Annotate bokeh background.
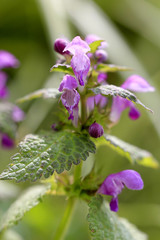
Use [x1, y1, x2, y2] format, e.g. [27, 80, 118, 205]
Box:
[0, 0, 160, 239]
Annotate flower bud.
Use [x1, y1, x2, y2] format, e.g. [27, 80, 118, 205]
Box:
[1, 134, 14, 148]
[95, 49, 108, 62]
[89, 122, 104, 138]
[54, 38, 69, 55]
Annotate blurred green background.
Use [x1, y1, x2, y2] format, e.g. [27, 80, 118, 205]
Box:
[0, 0, 160, 239]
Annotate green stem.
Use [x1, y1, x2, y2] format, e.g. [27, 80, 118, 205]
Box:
[53, 197, 75, 240]
[81, 94, 87, 125]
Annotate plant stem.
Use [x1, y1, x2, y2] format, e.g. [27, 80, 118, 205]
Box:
[81, 94, 87, 125]
[53, 197, 75, 240]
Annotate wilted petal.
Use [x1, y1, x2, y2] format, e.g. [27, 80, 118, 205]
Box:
[64, 36, 90, 55]
[0, 50, 19, 69]
[71, 49, 90, 86]
[12, 106, 25, 122]
[59, 74, 78, 91]
[1, 134, 14, 149]
[121, 75, 155, 92]
[98, 170, 143, 212]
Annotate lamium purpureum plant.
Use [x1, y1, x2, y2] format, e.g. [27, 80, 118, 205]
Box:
[0, 35, 158, 240]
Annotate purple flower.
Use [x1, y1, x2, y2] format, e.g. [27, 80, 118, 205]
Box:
[121, 75, 155, 92]
[87, 94, 107, 112]
[54, 38, 70, 55]
[64, 36, 91, 86]
[110, 75, 155, 123]
[12, 106, 25, 122]
[95, 49, 108, 63]
[59, 75, 80, 126]
[71, 49, 90, 86]
[1, 133, 15, 149]
[0, 71, 8, 99]
[64, 36, 90, 55]
[98, 170, 144, 212]
[0, 50, 19, 69]
[87, 73, 108, 112]
[89, 122, 104, 138]
[97, 73, 107, 83]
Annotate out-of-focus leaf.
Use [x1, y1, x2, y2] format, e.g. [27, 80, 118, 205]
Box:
[0, 103, 17, 138]
[103, 134, 158, 168]
[96, 63, 132, 72]
[89, 40, 103, 53]
[1, 229, 24, 240]
[0, 131, 96, 182]
[0, 182, 20, 200]
[0, 185, 50, 232]
[50, 64, 74, 75]
[16, 88, 60, 103]
[90, 85, 153, 113]
[87, 195, 147, 240]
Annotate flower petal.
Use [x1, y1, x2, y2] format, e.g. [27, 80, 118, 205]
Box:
[1, 134, 14, 149]
[0, 50, 19, 69]
[71, 49, 90, 86]
[59, 74, 78, 91]
[64, 36, 90, 55]
[110, 197, 119, 212]
[61, 89, 80, 125]
[12, 106, 25, 122]
[118, 170, 144, 190]
[128, 105, 141, 120]
[121, 75, 155, 92]
[110, 96, 131, 123]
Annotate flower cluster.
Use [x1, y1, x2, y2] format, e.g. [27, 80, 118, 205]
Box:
[52, 34, 154, 211]
[0, 51, 24, 148]
[53, 35, 154, 130]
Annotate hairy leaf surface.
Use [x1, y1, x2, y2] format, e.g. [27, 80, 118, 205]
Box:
[0, 131, 96, 182]
[16, 88, 60, 103]
[103, 134, 158, 168]
[87, 195, 147, 240]
[90, 85, 153, 112]
[50, 63, 74, 75]
[96, 63, 132, 72]
[0, 185, 50, 232]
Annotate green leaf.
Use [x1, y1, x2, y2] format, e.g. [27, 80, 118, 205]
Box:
[50, 63, 74, 75]
[87, 195, 147, 240]
[96, 63, 132, 72]
[90, 84, 153, 113]
[89, 40, 104, 53]
[16, 88, 61, 103]
[0, 131, 96, 182]
[103, 134, 158, 168]
[1, 229, 24, 240]
[0, 103, 17, 138]
[0, 184, 50, 232]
